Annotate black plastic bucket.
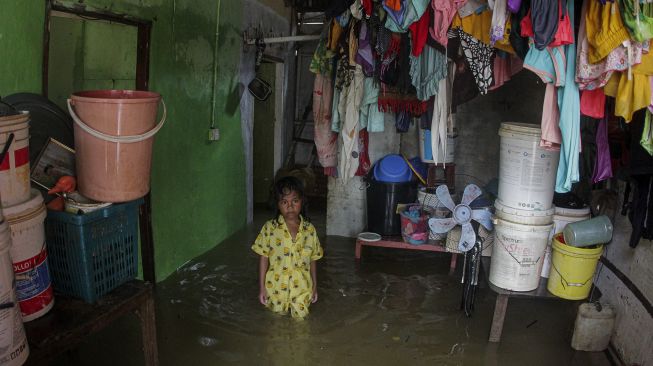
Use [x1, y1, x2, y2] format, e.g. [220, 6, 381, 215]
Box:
[366, 178, 417, 236]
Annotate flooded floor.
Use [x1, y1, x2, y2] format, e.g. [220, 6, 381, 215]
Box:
[53, 208, 611, 365]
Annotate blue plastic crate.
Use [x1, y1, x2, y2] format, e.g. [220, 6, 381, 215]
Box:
[45, 198, 143, 303]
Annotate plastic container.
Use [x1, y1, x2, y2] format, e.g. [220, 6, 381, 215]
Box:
[45, 199, 142, 303]
[373, 154, 412, 183]
[489, 218, 552, 291]
[68, 90, 165, 202]
[399, 206, 430, 245]
[494, 199, 554, 226]
[419, 129, 456, 164]
[542, 205, 591, 278]
[0, 111, 31, 207]
[0, 220, 30, 365]
[64, 191, 112, 214]
[367, 179, 417, 236]
[571, 303, 616, 351]
[4, 189, 54, 321]
[497, 122, 559, 211]
[548, 233, 603, 300]
[563, 215, 613, 248]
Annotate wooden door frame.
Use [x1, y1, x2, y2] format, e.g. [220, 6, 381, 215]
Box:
[42, 1, 152, 94]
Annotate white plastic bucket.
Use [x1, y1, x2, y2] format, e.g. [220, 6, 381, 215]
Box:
[498, 123, 559, 211]
[542, 205, 591, 278]
[4, 189, 54, 321]
[489, 218, 553, 291]
[419, 129, 455, 164]
[494, 199, 554, 226]
[0, 220, 30, 365]
[0, 112, 31, 207]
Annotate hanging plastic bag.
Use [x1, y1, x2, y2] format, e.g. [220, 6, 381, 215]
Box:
[592, 116, 613, 183]
[641, 110, 653, 156]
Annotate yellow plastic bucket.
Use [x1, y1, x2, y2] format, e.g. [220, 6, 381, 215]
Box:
[547, 233, 603, 300]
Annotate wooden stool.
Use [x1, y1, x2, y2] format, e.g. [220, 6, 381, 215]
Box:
[427, 163, 455, 191]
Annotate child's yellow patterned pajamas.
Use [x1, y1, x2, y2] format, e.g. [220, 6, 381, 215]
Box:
[252, 216, 323, 319]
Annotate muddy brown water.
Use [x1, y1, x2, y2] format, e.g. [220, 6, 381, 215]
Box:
[52, 209, 611, 365]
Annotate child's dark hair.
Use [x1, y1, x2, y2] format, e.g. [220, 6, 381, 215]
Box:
[273, 176, 309, 222]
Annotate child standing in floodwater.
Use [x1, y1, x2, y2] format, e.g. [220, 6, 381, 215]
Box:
[252, 176, 323, 319]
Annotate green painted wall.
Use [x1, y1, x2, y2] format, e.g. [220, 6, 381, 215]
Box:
[48, 16, 84, 109]
[1, 0, 247, 281]
[48, 17, 136, 109]
[0, 1, 45, 95]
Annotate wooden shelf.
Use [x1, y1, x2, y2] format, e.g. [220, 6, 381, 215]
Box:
[355, 236, 458, 275]
[24, 281, 158, 365]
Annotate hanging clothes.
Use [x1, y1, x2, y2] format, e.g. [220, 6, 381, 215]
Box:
[508, 0, 530, 60]
[359, 77, 385, 132]
[540, 83, 562, 150]
[627, 110, 653, 247]
[576, 0, 649, 91]
[523, 44, 566, 86]
[409, 44, 449, 100]
[585, 1, 630, 64]
[489, 53, 523, 90]
[409, 4, 432, 57]
[490, 0, 508, 45]
[580, 89, 606, 119]
[617, 0, 653, 42]
[356, 21, 375, 76]
[603, 50, 653, 122]
[313, 74, 338, 169]
[337, 66, 366, 182]
[592, 115, 613, 183]
[430, 62, 455, 165]
[385, 0, 431, 32]
[451, 9, 516, 54]
[527, 0, 560, 50]
[457, 29, 495, 94]
[355, 128, 371, 175]
[507, 0, 522, 13]
[520, 0, 573, 47]
[430, 0, 468, 47]
[555, 0, 580, 194]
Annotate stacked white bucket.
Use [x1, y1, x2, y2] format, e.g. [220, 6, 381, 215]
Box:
[489, 123, 560, 291]
[0, 111, 57, 364]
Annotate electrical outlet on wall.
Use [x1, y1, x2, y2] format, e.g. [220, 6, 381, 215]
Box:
[208, 128, 220, 141]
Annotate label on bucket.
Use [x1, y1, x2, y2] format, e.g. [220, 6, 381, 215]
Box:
[13, 246, 53, 318]
[498, 138, 558, 210]
[0, 292, 29, 366]
[489, 229, 547, 291]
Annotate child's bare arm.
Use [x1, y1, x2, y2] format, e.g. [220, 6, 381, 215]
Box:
[258, 256, 269, 305]
[310, 260, 318, 303]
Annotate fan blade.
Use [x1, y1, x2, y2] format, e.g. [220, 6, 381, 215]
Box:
[428, 217, 457, 234]
[461, 184, 482, 206]
[458, 223, 476, 252]
[471, 209, 494, 230]
[435, 185, 456, 211]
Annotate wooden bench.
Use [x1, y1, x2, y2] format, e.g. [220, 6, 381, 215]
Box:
[355, 237, 458, 275]
[482, 257, 561, 342]
[24, 280, 158, 365]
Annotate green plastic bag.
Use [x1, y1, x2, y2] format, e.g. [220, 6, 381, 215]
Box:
[642, 110, 653, 156]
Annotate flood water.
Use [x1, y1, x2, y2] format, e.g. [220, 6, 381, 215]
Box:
[53, 208, 611, 366]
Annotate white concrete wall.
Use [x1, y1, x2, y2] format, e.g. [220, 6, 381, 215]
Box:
[326, 113, 400, 237]
[595, 182, 653, 365]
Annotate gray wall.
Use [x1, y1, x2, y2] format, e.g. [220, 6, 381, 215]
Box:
[240, 0, 294, 222]
[454, 71, 545, 192]
[595, 182, 653, 365]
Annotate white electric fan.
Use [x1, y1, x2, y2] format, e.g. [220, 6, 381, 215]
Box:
[428, 184, 493, 252]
